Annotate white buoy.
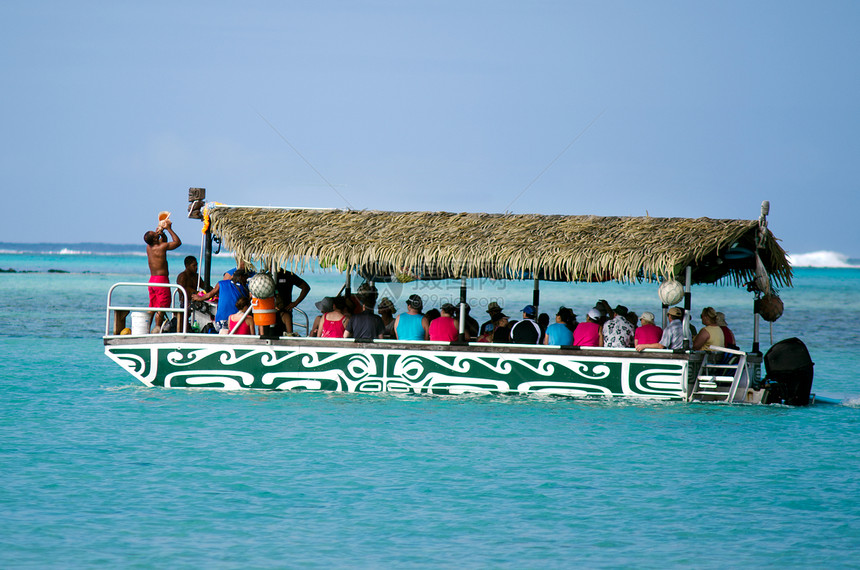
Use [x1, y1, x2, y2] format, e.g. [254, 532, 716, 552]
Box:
[248, 272, 276, 299]
[658, 279, 684, 306]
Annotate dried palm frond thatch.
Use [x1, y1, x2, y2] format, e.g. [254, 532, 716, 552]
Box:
[207, 206, 791, 287]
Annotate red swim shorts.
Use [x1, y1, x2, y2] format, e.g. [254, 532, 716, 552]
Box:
[148, 275, 171, 308]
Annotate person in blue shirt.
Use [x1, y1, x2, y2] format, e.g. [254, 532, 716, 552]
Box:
[544, 307, 577, 345]
[193, 268, 250, 332]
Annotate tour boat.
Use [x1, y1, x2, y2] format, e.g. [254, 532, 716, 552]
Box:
[103, 195, 813, 404]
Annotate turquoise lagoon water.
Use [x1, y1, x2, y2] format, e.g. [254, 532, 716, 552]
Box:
[1, 246, 859, 568]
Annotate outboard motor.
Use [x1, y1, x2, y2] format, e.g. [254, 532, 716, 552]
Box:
[761, 337, 814, 406]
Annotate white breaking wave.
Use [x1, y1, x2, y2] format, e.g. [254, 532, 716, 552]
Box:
[787, 251, 860, 268]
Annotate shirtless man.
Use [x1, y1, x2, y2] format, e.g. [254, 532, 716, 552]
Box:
[144, 219, 181, 332]
[176, 255, 209, 306]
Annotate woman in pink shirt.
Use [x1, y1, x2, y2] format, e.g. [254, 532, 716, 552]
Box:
[429, 303, 460, 342]
[573, 308, 604, 347]
[315, 296, 349, 338]
[634, 311, 663, 349]
[227, 296, 254, 335]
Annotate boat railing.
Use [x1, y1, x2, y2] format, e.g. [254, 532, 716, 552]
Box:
[293, 307, 309, 336]
[105, 282, 189, 335]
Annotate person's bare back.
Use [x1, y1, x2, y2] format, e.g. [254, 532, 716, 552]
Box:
[144, 220, 182, 277]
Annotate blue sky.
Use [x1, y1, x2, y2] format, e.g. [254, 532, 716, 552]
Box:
[2, 1, 858, 257]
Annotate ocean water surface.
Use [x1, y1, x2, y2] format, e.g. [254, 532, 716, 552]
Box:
[1, 246, 859, 567]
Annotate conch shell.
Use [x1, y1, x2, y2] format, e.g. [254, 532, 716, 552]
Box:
[156, 211, 171, 231]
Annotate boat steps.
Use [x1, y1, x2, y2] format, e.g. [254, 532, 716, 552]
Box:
[689, 348, 751, 403]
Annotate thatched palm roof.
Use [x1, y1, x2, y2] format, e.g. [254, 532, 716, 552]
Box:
[207, 206, 791, 287]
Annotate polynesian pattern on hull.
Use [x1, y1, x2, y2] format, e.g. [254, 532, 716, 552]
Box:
[105, 344, 688, 399]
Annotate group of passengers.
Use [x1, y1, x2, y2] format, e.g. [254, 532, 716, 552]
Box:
[305, 290, 738, 352]
[308, 285, 481, 342]
[185, 266, 738, 352]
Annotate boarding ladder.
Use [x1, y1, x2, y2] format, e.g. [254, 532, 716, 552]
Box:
[688, 346, 751, 403]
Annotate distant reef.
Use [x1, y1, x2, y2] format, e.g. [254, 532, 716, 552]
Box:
[0, 268, 70, 273]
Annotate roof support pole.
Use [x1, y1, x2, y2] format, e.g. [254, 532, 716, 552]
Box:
[458, 276, 468, 342]
[752, 201, 769, 354]
[344, 269, 352, 298]
[682, 266, 692, 350]
[661, 303, 668, 330]
[753, 296, 761, 353]
[203, 228, 213, 292]
[533, 277, 540, 316]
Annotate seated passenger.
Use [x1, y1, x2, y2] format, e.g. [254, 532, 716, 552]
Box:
[490, 313, 510, 343]
[315, 296, 350, 338]
[634, 311, 663, 349]
[715, 312, 738, 350]
[693, 307, 726, 351]
[344, 290, 385, 340]
[394, 294, 429, 341]
[226, 296, 254, 335]
[425, 308, 441, 324]
[544, 307, 576, 345]
[538, 312, 550, 339]
[429, 303, 461, 342]
[176, 255, 210, 307]
[480, 302, 504, 336]
[377, 297, 397, 339]
[637, 306, 686, 350]
[573, 308, 604, 347]
[510, 305, 541, 344]
[603, 304, 634, 348]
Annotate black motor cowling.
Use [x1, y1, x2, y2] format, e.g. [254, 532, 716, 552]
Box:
[762, 337, 814, 406]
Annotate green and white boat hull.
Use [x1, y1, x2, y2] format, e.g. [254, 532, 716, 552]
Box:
[104, 335, 724, 400]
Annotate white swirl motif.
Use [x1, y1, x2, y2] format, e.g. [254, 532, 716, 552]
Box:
[517, 381, 613, 397]
[218, 348, 265, 366]
[261, 348, 303, 367]
[550, 360, 612, 381]
[299, 350, 354, 369]
[631, 366, 685, 398]
[512, 358, 556, 378]
[393, 354, 427, 381]
[166, 347, 221, 367]
[346, 353, 377, 380]
[164, 370, 255, 389]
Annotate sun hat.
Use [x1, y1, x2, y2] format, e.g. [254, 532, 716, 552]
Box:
[587, 307, 602, 321]
[487, 301, 503, 313]
[640, 311, 655, 323]
[613, 305, 629, 317]
[314, 297, 334, 313]
[668, 307, 684, 318]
